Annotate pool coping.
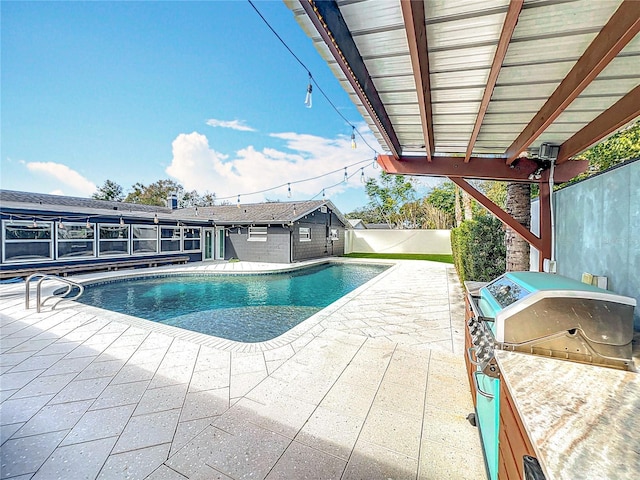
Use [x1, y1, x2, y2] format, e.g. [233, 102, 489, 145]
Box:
[54, 258, 400, 352]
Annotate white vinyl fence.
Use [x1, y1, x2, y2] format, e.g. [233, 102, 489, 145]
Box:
[345, 229, 452, 255]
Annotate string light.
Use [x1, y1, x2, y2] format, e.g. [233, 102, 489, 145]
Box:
[237, 195, 241, 208]
[86, 218, 91, 229]
[293, 204, 297, 216]
[287, 183, 292, 198]
[360, 168, 365, 183]
[322, 189, 326, 200]
[304, 73, 312, 108]
[32, 217, 37, 228]
[119, 215, 124, 226]
[195, 207, 199, 216]
[58, 217, 65, 229]
[351, 126, 357, 149]
[154, 213, 159, 224]
[344, 167, 348, 183]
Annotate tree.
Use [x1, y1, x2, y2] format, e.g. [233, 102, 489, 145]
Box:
[364, 172, 416, 228]
[575, 120, 640, 178]
[124, 180, 182, 206]
[505, 183, 531, 272]
[92, 180, 124, 202]
[425, 181, 456, 218]
[345, 206, 384, 224]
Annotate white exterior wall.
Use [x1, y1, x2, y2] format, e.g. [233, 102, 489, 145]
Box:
[345, 230, 452, 255]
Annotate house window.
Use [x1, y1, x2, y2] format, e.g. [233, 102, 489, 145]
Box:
[248, 226, 267, 242]
[160, 227, 181, 252]
[299, 227, 311, 242]
[132, 225, 158, 254]
[98, 224, 129, 256]
[183, 227, 201, 251]
[330, 228, 339, 241]
[57, 223, 95, 259]
[3, 221, 53, 262]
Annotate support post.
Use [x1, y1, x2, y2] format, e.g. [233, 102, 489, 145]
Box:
[538, 183, 552, 272]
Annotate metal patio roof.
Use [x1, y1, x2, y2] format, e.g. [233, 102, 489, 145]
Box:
[286, 0, 640, 183]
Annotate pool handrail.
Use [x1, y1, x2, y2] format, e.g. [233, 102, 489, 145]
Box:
[25, 273, 84, 313]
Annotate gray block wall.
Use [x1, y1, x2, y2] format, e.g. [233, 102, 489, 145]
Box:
[554, 160, 639, 329]
[225, 227, 291, 263]
[291, 210, 345, 262]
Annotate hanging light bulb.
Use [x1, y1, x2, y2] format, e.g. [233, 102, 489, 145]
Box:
[120, 215, 124, 226]
[195, 207, 199, 216]
[293, 204, 297, 216]
[287, 183, 292, 198]
[372, 154, 379, 169]
[58, 217, 65, 229]
[344, 167, 348, 183]
[237, 195, 241, 209]
[86, 218, 91, 229]
[9, 215, 13, 225]
[351, 126, 356, 149]
[322, 189, 326, 200]
[32, 217, 38, 228]
[154, 213, 159, 224]
[304, 73, 313, 108]
[360, 168, 365, 184]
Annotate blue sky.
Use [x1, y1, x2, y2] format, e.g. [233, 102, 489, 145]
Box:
[1, 0, 435, 213]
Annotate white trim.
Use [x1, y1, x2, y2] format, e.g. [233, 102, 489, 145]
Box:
[248, 226, 267, 242]
[97, 224, 130, 257]
[56, 222, 96, 259]
[299, 227, 311, 242]
[2, 220, 54, 263]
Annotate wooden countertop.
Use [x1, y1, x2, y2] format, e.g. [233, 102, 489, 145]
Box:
[495, 350, 640, 480]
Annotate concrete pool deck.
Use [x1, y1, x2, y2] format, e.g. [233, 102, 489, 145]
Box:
[0, 259, 486, 479]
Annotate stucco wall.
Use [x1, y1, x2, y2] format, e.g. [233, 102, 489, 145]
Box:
[345, 230, 452, 255]
[553, 160, 639, 329]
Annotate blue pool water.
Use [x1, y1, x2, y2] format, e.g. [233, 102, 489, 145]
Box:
[77, 263, 389, 342]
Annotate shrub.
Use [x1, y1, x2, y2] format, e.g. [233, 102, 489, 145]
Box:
[451, 215, 506, 283]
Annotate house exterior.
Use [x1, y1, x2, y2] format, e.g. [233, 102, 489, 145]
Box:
[181, 200, 348, 264]
[0, 190, 348, 278]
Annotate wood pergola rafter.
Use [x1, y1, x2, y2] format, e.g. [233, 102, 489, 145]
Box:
[505, 0, 640, 164]
[299, 0, 402, 159]
[401, 0, 434, 161]
[557, 84, 640, 164]
[464, 0, 523, 163]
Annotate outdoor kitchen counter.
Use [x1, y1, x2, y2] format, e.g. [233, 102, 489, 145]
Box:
[495, 350, 640, 480]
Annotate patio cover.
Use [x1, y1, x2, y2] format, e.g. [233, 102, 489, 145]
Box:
[286, 0, 640, 269]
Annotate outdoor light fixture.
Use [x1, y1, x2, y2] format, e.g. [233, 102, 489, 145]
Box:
[344, 167, 348, 183]
[322, 189, 326, 199]
[32, 218, 37, 228]
[351, 127, 356, 149]
[194, 207, 199, 216]
[539, 143, 560, 162]
[360, 168, 365, 183]
[120, 215, 125, 226]
[304, 73, 312, 108]
[287, 183, 292, 198]
[237, 195, 241, 208]
[293, 204, 297, 216]
[58, 218, 65, 229]
[154, 213, 159, 224]
[86, 218, 92, 229]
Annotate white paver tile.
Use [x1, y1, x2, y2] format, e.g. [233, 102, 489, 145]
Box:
[134, 383, 189, 416]
[90, 380, 150, 410]
[0, 369, 44, 391]
[359, 404, 423, 459]
[13, 400, 93, 438]
[179, 388, 229, 422]
[1, 422, 24, 446]
[49, 376, 111, 404]
[0, 394, 54, 425]
[97, 442, 170, 480]
[0, 430, 67, 479]
[112, 408, 181, 454]
[12, 373, 77, 399]
[342, 439, 419, 480]
[419, 438, 486, 480]
[265, 440, 346, 480]
[30, 436, 116, 480]
[170, 416, 215, 456]
[61, 404, 135, 446]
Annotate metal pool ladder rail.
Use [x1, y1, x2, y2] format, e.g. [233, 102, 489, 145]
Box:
[25, 273, 84, 313]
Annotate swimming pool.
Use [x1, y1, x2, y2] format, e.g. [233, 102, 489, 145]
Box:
[77, 263, 389, 342]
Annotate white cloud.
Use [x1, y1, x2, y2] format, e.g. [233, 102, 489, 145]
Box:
[206, 118, 255, 132]
[165, 129, 381, 203]
[25, 162, 97, 196]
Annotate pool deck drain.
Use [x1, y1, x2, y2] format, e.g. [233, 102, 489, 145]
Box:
[0, 260, 486, 479]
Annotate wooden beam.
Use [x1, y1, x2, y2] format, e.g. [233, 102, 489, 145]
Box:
[450, 178, 542, 251]
[557, 84, 640, 163]
[401, 0, 434, 161]
[505, 0, 640, 164]
[300, 0, 402, 158]
[377, 154, 588, 183]
[465, 0, 523, 163]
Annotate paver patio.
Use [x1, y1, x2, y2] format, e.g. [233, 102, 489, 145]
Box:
[0, 260, 486, 479]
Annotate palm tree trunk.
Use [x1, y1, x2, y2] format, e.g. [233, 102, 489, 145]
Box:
[505, 183, 531, 271]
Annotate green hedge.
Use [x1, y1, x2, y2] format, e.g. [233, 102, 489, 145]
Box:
[451, 215, 506, 283]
